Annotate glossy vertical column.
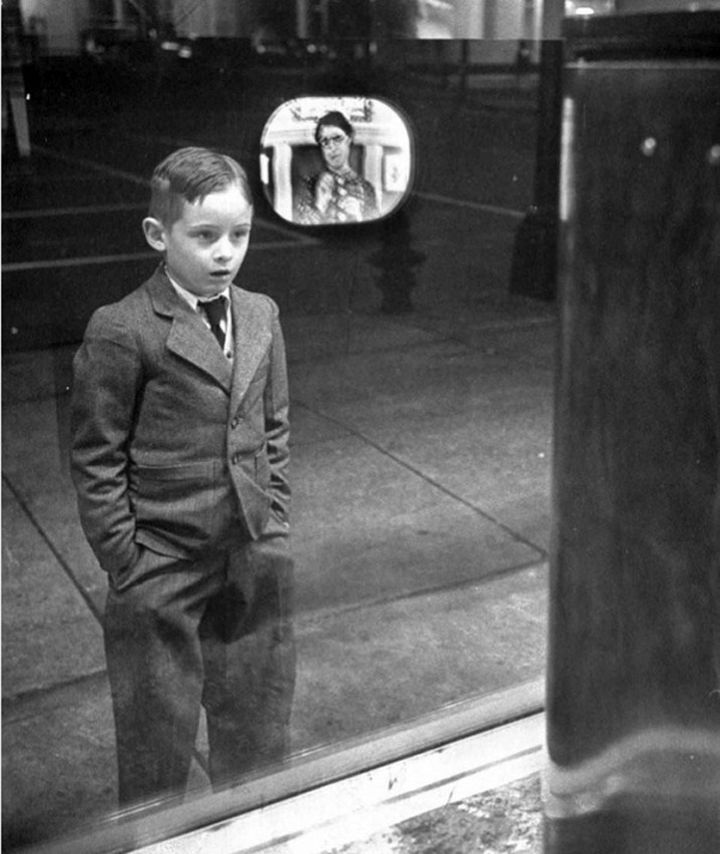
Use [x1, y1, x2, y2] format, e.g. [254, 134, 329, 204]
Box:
[545, 57, 720, 853]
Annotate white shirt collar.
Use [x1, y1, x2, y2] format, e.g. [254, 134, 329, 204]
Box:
[165, 268, 233, 358]
[165, 268, 230, 311]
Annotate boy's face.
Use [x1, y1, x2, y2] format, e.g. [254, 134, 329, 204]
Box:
[143, 182, 253, 298]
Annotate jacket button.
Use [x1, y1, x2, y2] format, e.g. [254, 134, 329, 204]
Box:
[231, 416, 240, 429]
[231, 452, 240, 465]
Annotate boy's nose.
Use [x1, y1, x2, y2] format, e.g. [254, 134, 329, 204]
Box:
[214, 237, 233, 260]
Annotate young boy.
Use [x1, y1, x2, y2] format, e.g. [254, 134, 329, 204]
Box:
[70, 147, 295, 809]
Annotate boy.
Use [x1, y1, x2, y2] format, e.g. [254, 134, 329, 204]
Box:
[70, 147, 295, 809]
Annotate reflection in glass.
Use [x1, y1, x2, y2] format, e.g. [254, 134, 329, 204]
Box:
[3, 37, 550, 853]
[259, 96, 413, 225]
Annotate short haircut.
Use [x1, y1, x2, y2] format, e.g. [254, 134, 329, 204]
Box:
[314, 111, 354, 144]
[148, 147, 253, 226]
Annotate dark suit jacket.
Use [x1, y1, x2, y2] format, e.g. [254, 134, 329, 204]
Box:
[70, 267, 290, 576]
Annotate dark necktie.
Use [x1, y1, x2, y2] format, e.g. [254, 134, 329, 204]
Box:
[200, 296, 227, 348]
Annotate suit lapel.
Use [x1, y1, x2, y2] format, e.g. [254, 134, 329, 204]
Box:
[148, 269, 233, 394]
[229, 286, 272, 412]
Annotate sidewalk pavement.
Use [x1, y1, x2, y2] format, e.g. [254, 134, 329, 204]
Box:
[3, 298, 554, 852]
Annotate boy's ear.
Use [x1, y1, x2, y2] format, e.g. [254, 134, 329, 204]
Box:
[142, 217, 167, 252]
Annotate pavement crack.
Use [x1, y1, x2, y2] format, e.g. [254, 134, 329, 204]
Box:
[294, 558, 548, 626]
[2, 473, 103, 622]
[290, 401, 548, 561]
[2, 670, 109, 723]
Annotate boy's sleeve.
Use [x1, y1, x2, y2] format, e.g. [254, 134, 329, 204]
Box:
[70, 309, 143, 575]
[264, 305, 291, 524]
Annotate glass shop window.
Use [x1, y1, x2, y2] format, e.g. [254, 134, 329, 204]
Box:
[1, 30, 555, 854]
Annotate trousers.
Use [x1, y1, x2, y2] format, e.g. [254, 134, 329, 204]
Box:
[103, 519, 296, 809]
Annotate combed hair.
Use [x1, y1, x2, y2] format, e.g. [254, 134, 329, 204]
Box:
[314, 111, 354, 144]
[148, 147, 253, 225]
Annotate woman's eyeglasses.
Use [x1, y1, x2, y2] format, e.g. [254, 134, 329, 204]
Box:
[318, 134, 348, 148]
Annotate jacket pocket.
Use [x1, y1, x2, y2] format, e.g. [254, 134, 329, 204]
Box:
[131, 460, 225, 549]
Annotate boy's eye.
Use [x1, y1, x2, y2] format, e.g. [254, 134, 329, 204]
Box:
[233, 229, 250, 240]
